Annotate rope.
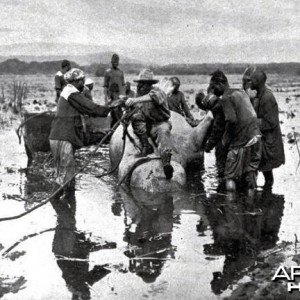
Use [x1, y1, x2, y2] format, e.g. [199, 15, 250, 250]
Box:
[118, 156, 161, 186]
[2, 228, 55, 257]
[0, 108, 138, 222]
[94, 118, 129, 178]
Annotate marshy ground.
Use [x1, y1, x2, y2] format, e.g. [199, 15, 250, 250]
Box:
[0, 74, 300, 299]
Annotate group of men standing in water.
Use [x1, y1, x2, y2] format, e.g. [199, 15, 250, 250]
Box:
[49, 54, 285, 199]
[197, 68, 285, 193]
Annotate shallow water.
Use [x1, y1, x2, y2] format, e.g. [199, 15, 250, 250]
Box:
[1, 74, 300, 299]
[0, 120, 299, 300]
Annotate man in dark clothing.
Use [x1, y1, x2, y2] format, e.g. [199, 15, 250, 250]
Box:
[209, 70, 262, 193]
[54, 59, 71, 103]
[167, 77, 195, 125]
[196, 88, 227, 178]
[242, 66, 259, 110]
[49, 68, 110, 193]
[250, 68, 285, 190]
[103, 54, 126, 127]
[80, 78, 95, 144]
[125, 81, 135, 98]
[125, 69, 174, 180]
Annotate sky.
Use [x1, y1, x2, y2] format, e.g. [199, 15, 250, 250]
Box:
[0, 0, 298, 64]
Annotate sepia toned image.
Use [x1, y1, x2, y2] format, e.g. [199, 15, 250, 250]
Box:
[0, 0, 299, 299]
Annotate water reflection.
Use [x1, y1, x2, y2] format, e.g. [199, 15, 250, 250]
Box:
[51, 191, 115, 300]
[120, 189, 176, 283]
[203, 190, 284, 295]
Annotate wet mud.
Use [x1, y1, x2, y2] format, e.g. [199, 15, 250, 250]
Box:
[0, 75, 300, 299]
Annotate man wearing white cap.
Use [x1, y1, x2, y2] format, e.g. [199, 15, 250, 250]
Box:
[49, 68, 111, 196]
[82, 78, 94, 101]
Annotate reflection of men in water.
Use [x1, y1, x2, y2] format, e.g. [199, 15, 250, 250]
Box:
[203, 191, 284, 295]
[51, 192, 114, 299]
[122, 191, 175, 283]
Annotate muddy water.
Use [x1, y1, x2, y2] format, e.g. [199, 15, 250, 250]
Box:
[0, 129, 298, 300]
[1, 83, 300, 299]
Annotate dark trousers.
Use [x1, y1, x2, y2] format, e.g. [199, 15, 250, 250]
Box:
[263, 170, 274, 189]
[131, 111, 172, 156]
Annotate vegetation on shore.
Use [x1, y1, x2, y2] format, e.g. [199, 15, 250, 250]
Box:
[0, 58, 299, 76]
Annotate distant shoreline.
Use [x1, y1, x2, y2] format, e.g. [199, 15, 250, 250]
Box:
[0, 58, 299, 76]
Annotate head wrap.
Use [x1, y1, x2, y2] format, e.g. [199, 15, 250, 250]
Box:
[64, 68, 85, 83]
[250, 68, 267, 85]
[170, 76, 181, 86]
[243, 65, 257, 81]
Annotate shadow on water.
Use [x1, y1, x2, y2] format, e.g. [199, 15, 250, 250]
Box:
[110, 164, 285, 297]
[202, 190, 284, 295]
[50, 190, 116, 300]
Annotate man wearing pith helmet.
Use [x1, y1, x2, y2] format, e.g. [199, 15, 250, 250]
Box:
[125, 69, 175, 180]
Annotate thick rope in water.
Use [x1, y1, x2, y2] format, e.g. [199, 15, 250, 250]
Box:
[0, 108, 138, 222]
[117, 156, 161, 186]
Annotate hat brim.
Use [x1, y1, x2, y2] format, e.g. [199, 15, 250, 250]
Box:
[133, 79, 159, 84]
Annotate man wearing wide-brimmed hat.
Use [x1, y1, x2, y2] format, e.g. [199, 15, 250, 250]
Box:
[125, 69, 175, 180]
[49, 68, 111, 197]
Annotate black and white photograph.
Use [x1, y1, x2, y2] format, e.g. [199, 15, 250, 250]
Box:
[0, 0, 299, 299]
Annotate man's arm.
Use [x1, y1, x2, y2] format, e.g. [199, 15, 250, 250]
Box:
[221, 95, 237, 147]
[126, 89, 166, 107]
[205, 107, 226, 151]
[180, 92, 194, 119]
[54, 74, 63, 98]
[222, 95, 237, 123]
[120, 70, 126, 95]
[68, 92, 110, 117]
